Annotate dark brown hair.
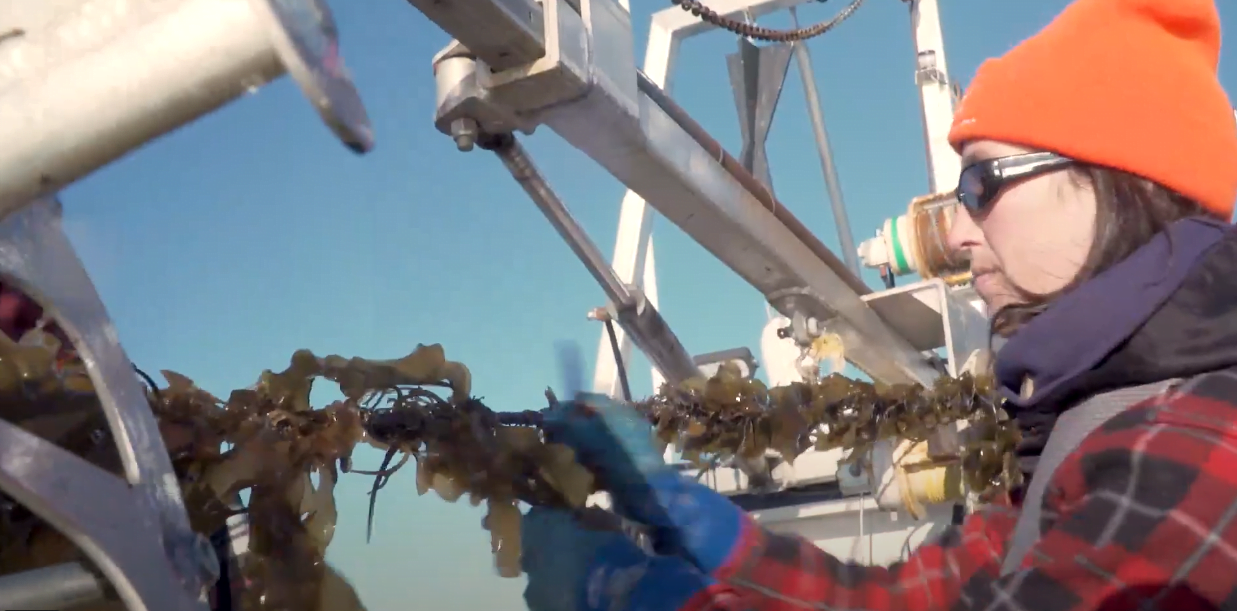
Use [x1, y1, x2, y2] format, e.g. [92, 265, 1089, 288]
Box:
[990, 165, 1215, 337]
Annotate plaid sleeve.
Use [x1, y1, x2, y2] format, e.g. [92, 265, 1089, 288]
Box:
[682, 369, 1237, 611]
[679, 499, 1017, 611]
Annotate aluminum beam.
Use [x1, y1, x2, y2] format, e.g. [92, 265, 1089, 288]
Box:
[590, 0, 962, 391]
[415, 0, 935, 384]
[545, 77, 935, 384]
[594, 0, 841, 397]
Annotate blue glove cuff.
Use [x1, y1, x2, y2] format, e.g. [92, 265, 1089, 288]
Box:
[579, 539, 716, 611]
[618, 470, 746, 575]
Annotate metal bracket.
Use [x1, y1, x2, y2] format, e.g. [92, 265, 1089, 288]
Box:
[727, 38, 793, 189]
[860, 278, 987, 376]
[914, 50, 947, 86]
[0, 197, 212, 611]
[433, 41, 537, 147]
[693, 347, 759, 379]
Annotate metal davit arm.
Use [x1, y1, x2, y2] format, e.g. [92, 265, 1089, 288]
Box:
[419, 0, 936, 385]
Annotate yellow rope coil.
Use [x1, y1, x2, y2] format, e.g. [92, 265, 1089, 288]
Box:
[891, 438, 965, 519]
[905, 192, 969, 283]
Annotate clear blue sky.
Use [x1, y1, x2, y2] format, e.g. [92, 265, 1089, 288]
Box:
[58, 1, 1237, 609]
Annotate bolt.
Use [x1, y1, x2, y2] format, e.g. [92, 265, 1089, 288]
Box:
[450, 118, 479, 152]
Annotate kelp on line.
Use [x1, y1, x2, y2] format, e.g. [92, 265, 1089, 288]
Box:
[0, 332, 1018, 611]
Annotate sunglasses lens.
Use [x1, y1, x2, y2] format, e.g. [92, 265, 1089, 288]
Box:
[957, 165, 988, 212]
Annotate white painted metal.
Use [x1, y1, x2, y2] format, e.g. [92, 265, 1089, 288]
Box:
[591, 0, 822, 399]
[753, 497, 952, 565]
[593, 0, 963, 398]
[760, 316, 803, 387]
[590, 464, 953, 566]
[909, 0, 961, 195]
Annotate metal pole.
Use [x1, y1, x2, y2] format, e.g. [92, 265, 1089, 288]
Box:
[486, 134, 633, 308]
[487, 133, 700, 385]
[789, 7, 861, 277]
[0, 562, 110, 610]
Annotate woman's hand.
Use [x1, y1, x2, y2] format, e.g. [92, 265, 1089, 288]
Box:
[521, 507, 728, 611]
[521, 507, 626, 611]
[541, 397, 750, 575]
[542, 393, 668, 494]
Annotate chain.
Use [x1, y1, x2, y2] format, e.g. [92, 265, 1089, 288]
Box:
[670, 0, 867, 43]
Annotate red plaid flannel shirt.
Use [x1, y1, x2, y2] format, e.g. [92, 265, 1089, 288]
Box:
[680, 371, 1237, 611]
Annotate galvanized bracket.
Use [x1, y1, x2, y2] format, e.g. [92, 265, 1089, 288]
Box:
[727, 38, 793, 190]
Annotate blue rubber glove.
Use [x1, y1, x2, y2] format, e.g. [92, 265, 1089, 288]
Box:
[522, 507, 720, 611]
[543, 392, 668, 492]
[543, 395, 747, 574]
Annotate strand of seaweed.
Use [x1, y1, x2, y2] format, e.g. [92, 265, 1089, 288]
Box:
[0, 334, 1019, 611]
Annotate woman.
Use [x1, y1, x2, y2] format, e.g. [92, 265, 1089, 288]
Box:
[520, 0, 1237, 609]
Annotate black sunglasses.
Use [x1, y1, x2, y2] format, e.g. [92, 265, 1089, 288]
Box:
[955, 152, 1075, 213]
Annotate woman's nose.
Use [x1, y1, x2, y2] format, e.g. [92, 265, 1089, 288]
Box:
[946, 204, 982, 255]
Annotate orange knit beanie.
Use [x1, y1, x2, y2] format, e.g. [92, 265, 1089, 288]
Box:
[948, 0, 1237, 219]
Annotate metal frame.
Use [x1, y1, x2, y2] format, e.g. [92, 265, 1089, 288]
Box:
[423, 0, 942, 393]
[860, 278, 988, 377]
[488, 134, 700, 383]
[418, 0, 981, 504]
[590, 0, 961, 397]
[0, 0, 373, 607]
[0, 198, 214, 611]
[908, 0, 960, 194]
[789, 5, 862, 278]
[590, 0, 817, 397]
[0, 3, 979, 603]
